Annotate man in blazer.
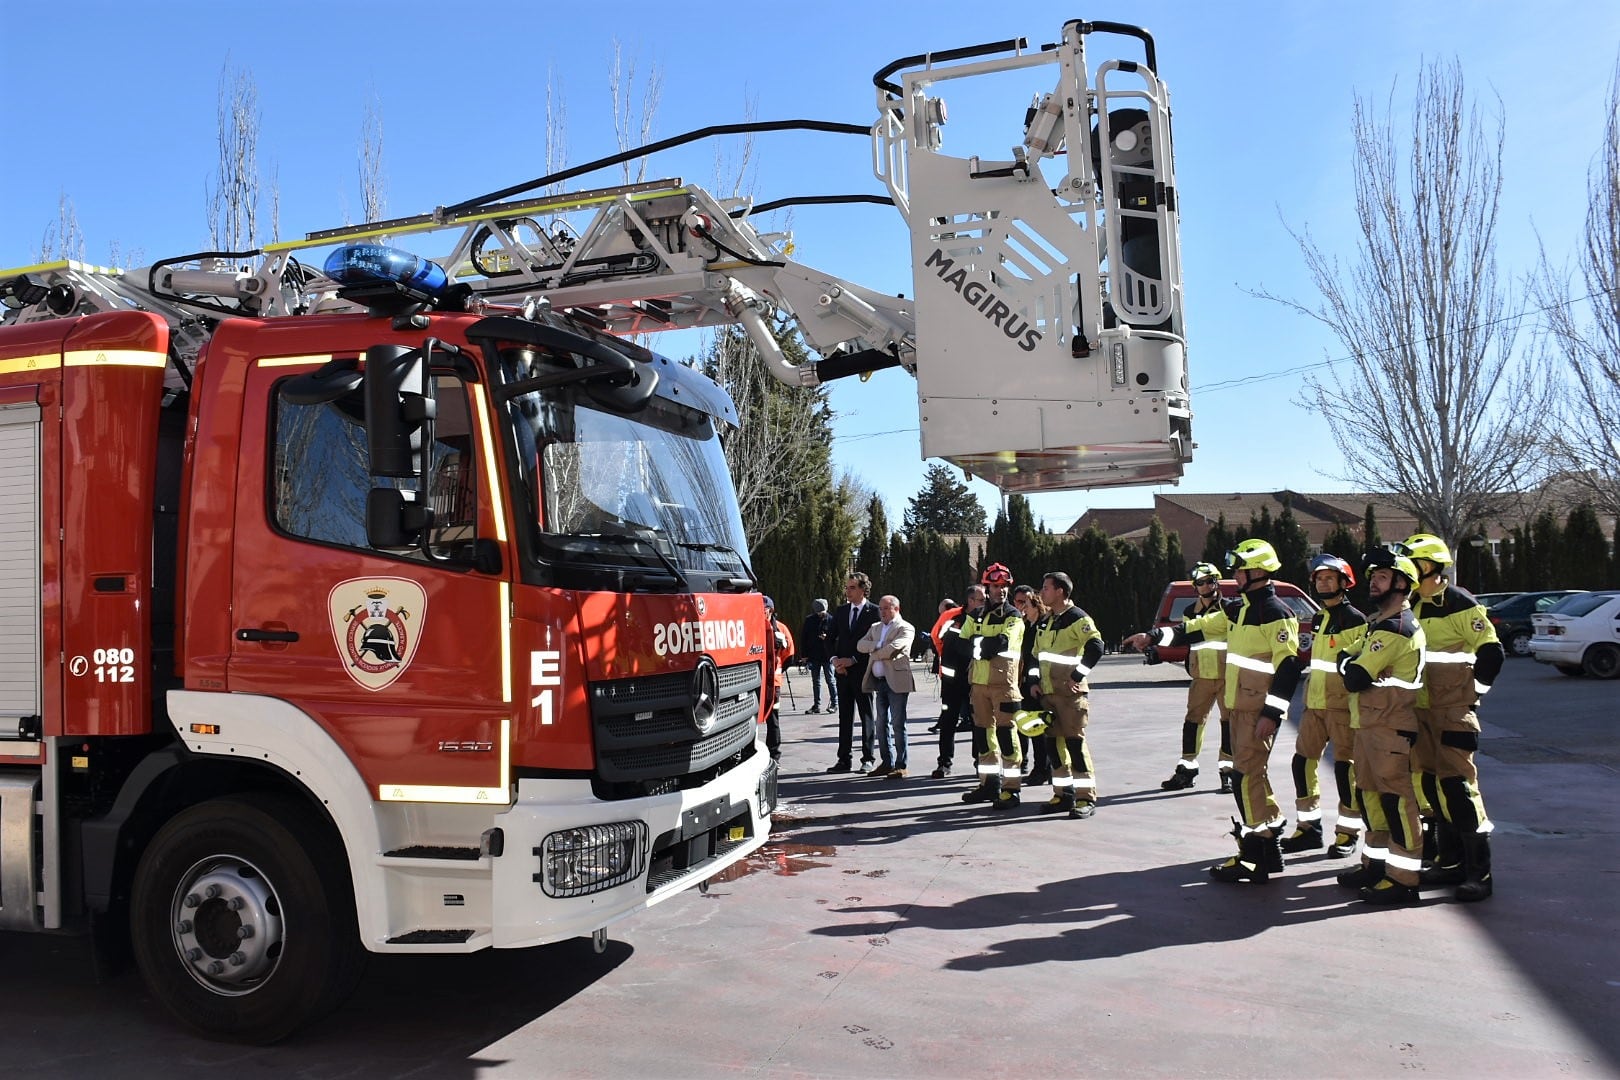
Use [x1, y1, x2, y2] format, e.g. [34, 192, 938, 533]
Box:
[828, 571, 880, 772]
[859, 595, 916, 777]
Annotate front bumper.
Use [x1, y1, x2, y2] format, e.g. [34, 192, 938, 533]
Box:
[486, 750, 775, 948]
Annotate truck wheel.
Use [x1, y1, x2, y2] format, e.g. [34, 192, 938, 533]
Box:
[1583, 644, 1620, 680]
[130, 795, 364, 1043]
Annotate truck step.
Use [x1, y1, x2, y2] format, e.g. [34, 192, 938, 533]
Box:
[381, 845, 482, 860]
[386, 929, 477, 945]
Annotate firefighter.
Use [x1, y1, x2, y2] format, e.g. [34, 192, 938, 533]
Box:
[763, 597, 795, 763]
[1279, 554, 1368, 858]
[1132, 539, 1302, 882]
[1027, 572, 1105, 818]
[1397, 532, 1504, 902]
[959, 564, 1026, 809]
[1153, 563, 1235, 793]
[1334, 549, 1427, 905]
[930, 585, 983, 778]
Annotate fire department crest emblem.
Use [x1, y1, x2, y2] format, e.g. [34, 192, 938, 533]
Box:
[328, 578, 428, 691]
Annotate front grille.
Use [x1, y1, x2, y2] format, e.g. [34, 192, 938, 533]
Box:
[590, 662, 761, 784]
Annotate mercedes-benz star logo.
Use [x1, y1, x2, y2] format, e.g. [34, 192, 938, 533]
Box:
[689, 656, 720, 736]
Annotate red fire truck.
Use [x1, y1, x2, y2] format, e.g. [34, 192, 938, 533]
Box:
[0, 20, 1185, 1041]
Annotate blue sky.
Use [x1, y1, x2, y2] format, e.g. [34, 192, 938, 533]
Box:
[4, 1, 1617, 533]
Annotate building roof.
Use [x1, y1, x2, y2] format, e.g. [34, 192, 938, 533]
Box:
[1065, 507, 1159, 536]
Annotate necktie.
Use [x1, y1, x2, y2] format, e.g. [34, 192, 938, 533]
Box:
[850, 605, 858, 630]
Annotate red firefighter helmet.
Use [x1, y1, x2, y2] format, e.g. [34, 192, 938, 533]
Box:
[980, 563, 1014, 587]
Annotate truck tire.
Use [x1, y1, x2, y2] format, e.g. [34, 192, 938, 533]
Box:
[1583, 643, 1620, 680]
[129, 794, 365, 1043]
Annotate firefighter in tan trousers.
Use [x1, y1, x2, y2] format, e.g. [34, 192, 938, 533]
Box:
[1334, 549, 1427, 905]
[1023, 572, 1106, 818]
[1131, 540, 1303, 882]
[1398, 533, 1504, 903]
[1154, 563, 1235, 793]
[1279, 554, 1368, 858]
[959, 563, 1026, 810]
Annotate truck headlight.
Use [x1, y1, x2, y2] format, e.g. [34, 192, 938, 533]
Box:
[758, 759, 779, 816]
[535, 822, 648, 898]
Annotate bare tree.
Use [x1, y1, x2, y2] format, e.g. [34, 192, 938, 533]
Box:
[1263, 60, 1553, 549]
[704, 324, 835, 544]
[36, 191, 85, 263]
[359, 93, 386, 224]
[544, 64, 568, 195]
[1533, 60, 1620, 517]
[207, 61, 261, 251]
[712, 91, 759, 199]
[608, 40, 661, 184]
[268, 161, 282, 243]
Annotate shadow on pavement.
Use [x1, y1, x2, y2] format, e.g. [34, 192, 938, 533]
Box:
[0, 932, 630, 1078]
[811, 858, 1393, 971]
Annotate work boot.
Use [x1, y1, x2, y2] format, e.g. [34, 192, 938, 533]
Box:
[961, 775, 1000, 804]
[1161, 764, 1198, 791]
[1420, 821, 1465, 886]
[989, 789, 1022, 811]
[1359, 878, 1420, 906]
[1040, 791, 1076, 815]
[1218, 769, 1234, 794]
[1279, 820, 1324, 854]
[1069, 801, 1096, 820]
[1420, 817, 1438, 864]
[1257, 830, 1285, 873]
[1455, 832, 1493, 903]
[1337, 859, 1386, 889]
[1327, 831, 1360, 859]
[1210, 832, 1271, 883]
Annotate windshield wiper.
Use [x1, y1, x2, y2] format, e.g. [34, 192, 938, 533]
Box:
[674, 541, 758, 589]
[575, 529, 689, 590]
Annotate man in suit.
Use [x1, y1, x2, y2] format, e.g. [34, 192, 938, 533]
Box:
[827, 570, 880, 772]
[858, 594, 916, 778]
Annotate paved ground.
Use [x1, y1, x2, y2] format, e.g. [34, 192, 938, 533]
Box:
[3, 655, 1616, 1078]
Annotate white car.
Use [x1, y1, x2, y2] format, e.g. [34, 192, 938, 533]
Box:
[1529, 590, 1620, 679]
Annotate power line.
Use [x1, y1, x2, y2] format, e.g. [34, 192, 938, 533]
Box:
[1192, 286, 1613, 395]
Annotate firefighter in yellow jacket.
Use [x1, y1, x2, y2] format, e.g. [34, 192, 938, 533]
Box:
[1023, 572, 1105, 818]
[1334, 549, 1427, 905]
[1280, 554, 1368, 858]
[959, 563, 1027, 810]
[1397, 533, 1504, 902]
[1132, 539, 1302, 882]
[1156, 563, 1236, 793]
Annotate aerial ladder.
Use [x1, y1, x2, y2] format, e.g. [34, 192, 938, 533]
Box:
[2, 19, 1189, 492]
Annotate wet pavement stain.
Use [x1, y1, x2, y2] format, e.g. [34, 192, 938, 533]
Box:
[704, 840, 838, 883]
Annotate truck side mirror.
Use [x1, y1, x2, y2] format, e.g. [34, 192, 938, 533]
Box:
[365, 488, 431, 550]
[364, 344, 436, 478]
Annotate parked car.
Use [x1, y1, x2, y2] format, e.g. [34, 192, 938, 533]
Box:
[1149, 579, 1320, 666]
[1529, 591, 1620, 679]
[1470, 591, 1522, 609]
[1486, 590, 1584, 657]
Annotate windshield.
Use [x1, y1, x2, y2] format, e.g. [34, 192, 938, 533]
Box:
[505, 386, 751, 583]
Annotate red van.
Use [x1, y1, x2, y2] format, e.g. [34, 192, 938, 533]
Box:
[1150, 579, 1321, 665]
